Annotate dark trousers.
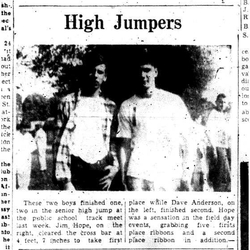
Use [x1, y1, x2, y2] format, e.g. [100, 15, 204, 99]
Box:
[213, 147, 231, 192]
[71, 155, 112, 191]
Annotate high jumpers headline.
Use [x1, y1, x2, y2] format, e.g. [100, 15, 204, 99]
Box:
[64, 14, 182, 33]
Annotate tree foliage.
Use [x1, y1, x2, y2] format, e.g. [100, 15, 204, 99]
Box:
[22, 94, 50, 122]
[31, 45, 87, 95]
[30, 45, 216, 112]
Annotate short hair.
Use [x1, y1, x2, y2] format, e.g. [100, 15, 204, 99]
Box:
[20, 119, 31, 129]
[216, 93, 226, 101]
[138, 48, 158, 68]
[84, 51, 107, 72]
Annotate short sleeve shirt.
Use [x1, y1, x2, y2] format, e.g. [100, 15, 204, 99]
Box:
[117, 89, 192, 187]
[206, 109, 230, 148]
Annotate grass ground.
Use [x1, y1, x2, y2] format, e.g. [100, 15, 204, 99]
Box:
[29, 147, 59, 190]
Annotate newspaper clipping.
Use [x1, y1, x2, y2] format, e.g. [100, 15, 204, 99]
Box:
[0, 0, 249, 250]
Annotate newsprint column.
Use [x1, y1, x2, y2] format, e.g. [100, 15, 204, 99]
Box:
[1, 0, 249, 250]
[0, 0, 13, 250]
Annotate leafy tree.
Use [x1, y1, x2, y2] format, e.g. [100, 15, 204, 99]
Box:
[30, 45, 219, 115]
[22, 94, 50, 122]
[31, 45, 87, 96]
[16, 93, 22, 112]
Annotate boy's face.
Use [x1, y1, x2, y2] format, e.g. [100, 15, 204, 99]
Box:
[139, 64, 158, 90]
[88, 63, 107, 90]
[216, 97, 227, 112]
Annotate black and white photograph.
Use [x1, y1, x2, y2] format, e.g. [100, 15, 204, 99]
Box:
[15, 45, 233, 192]
[2, 2, 247, 249]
